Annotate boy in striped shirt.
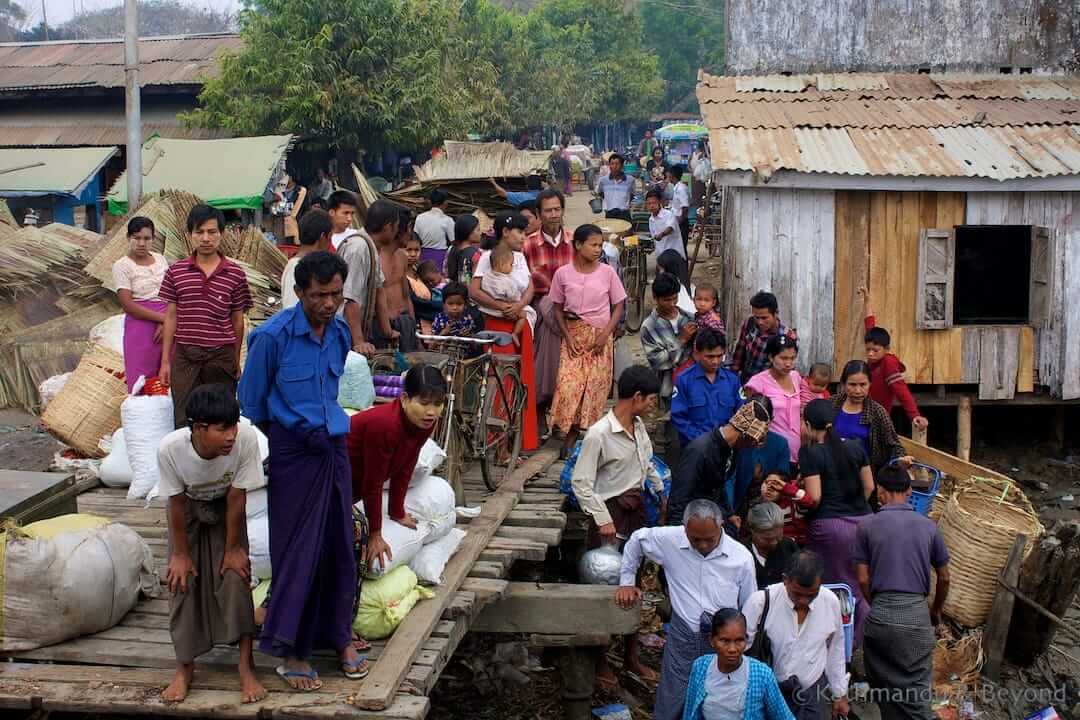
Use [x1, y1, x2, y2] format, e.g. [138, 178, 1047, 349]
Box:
[159, 204, 253, 428]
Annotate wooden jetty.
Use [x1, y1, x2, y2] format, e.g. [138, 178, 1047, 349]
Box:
[0, 448, 577, 719]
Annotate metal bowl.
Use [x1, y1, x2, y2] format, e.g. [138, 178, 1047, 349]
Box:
[578, 544, 623, 586]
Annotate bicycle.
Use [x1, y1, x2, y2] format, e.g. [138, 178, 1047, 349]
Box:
[415, 331, 527, 496]
[619, 234, 654, 332]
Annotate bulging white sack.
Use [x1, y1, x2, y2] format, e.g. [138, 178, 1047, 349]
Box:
[410, 528, 466, 585]
[363, 514, 428, 579]
[89, 315, 125, 356]
[99, 428, 133, 488]
[383, 474, 456, 545]
[409, 439, 447, 486]
[123, 394, 176, 499]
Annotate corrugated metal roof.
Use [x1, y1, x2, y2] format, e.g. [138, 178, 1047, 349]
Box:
[0, 124, 232, 146]
[0, 34, 240, 92]
[0, 146, 118, 194]
[698, 71, 1080, 180]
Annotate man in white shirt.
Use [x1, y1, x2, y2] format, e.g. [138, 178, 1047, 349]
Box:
[743, 550, 850, 720]
[616, 499, 757, 720]
[646, 187, 685, 260]
[159, 383, 267, 704]
[280, 210, 333, 310]
[666, 165, 692, 254]
[413, 189, 455, 268]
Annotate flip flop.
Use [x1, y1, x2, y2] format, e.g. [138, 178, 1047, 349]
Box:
[352, 637, 372, 652]
[276, 665, 323, 692]
[342, 657, 370, 680]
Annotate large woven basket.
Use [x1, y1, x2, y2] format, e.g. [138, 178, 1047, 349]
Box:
[938, 477, 1043, 627]
[41, 345, 126, 458]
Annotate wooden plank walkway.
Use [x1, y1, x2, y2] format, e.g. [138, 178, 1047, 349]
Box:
[0, 451, 565, 719]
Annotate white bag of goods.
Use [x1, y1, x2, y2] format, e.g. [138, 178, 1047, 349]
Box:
[123, 394, 176, 500]
[246, 487, 271, 580]
[99, 428, 134, 488]
[0, 514, 156, 652]
[410, 528, 466, 585]
[389, 474, 456, 544]
[363, 513, 428, 579]
[38, 372, 73, 411]
[89, 314, 125, 356]
[353, 566, 434, 640]
[409, 439, 447, 486]
[338, 351, 375, 410]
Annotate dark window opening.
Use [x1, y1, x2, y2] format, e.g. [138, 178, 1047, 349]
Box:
[1019, 67, 1033, 74]
[917, 67, 931, 74]
[954, 225, 1031, 325]
[999, 66, 1013, 74]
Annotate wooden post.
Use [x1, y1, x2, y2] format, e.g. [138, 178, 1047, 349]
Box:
[957, 396, 972, 462]
[558, 646, 598, 720]
[1054, 405, 1066, 452]
[982, 534, 1026, 681]
[912, 425, 928, 446]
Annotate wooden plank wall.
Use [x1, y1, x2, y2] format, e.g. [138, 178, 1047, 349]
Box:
[965, 192, 1080, 400]
[833, 191, 966, 383]
[719, 187, 835, 373]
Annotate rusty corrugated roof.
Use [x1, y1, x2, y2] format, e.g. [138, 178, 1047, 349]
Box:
[698, 71, 1080, 179]
[0, 123, 232, 146]
[0, 33, 241, 92]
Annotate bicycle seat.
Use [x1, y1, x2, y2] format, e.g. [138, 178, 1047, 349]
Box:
[475, 331, 515, 346]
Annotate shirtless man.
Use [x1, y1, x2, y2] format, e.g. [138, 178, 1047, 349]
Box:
[374, 207, 418, 351]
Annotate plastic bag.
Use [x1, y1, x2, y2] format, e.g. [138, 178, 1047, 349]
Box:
[123, 394, 176, 499]
[363, 514, 428, 579]
[410, 439, 447, 485]
[38, 372, 73, 411]
[0, 514, 157, 651]
[338, 351, 375, 410]
[99, 428, 133, 488]
[89, 315, 125, 356]
[353, 566, 434, 640]
[391, 474, 456, 544]
[410, 528, 466, 585]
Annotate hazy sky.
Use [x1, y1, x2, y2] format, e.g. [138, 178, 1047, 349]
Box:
[21, 0, 236, 26]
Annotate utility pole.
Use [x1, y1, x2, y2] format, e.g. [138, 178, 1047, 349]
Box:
[40, 0, 48, 40]
[124, 0, 141, 209]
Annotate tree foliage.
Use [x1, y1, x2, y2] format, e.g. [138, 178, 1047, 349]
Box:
[639, 0, 724, 110]
[0, 0, 25, 41]
[187, 0, 664, 148]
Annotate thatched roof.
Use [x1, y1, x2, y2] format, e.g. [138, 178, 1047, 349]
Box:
[415, 141, 549, 182]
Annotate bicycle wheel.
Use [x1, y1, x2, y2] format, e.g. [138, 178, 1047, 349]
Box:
[479, 362, 525, 491]
[441, 420, 465, 505]
[623, 250, 647, 332]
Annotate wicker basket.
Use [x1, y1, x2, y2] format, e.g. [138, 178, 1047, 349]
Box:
[41, 345, 126, 458]
[938, 477, 1043, 627]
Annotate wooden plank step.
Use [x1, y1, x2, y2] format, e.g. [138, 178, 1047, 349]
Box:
[456, 524, 561, 547]
[466, 561, 506, 579]
[484, 538, 547, 561]
[504, 507, 568, 528]
[459, 578, 509, 611]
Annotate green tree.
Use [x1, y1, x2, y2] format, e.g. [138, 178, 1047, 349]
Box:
[639, 0, 724, 110]
[0, 0, 26, 41]
[185, 0, 505, 151]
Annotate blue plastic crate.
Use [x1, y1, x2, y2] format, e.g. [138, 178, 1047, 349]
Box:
[824, 583, 856, 663]
[896, 461, 942, 516]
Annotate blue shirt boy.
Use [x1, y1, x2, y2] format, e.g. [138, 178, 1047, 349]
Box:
[670, 361, 743, 447]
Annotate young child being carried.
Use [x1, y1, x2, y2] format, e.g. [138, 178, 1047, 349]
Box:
[800, 362, 832, 406]
[481, 244, 536, 348]
[692, 283, 726, 337]
[760, 471, 812, 546]
[858, 287, 928, 432]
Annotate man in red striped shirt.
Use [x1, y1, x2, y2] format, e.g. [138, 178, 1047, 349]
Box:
[159, 205, 253, 427]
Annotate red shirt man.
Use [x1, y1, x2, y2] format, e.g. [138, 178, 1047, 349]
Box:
[523, 189, 575, 296]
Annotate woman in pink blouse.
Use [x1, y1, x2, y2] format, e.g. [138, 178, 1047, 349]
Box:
[111, 216, 169, 392]
[744, 335, 803, 465]
[547, 224, 627, 457]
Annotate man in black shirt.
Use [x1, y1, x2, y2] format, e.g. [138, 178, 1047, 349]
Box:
[667, 397, 773, 530]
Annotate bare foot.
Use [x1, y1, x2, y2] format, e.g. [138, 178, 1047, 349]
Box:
[254, 605, 266, 626]
[240, 666, 267, 704]
[162, 663, 194, 703]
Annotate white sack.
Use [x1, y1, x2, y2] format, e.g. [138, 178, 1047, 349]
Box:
[99, 428, 133, 488]
[386, 474, 456, 544]
[123, 394, 176, 499]
[239, 417, 270, 462]
[338, 351, 375, 410]
[0, 519, 156, 651]
[409, 439, 447, 486]
[410, 528, 466, 585]
[246, 487, 271, 580]
[38, 372, 73, 411]
[89, 315, 125, 356]
[363, 514, 428, 579]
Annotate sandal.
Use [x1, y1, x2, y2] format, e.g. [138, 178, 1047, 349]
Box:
[276, 665, 323, 692]
[342, 657, 370, 680]
[352, 635, 372, 652]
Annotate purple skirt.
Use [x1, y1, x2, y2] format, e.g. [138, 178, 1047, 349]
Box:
[420, 248, 447, 271]
[122, 299, 167, 392]
[808, 514, 871, 648]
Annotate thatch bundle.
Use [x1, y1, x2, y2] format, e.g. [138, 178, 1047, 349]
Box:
[0, 199, 16, 234]
[222, 225, 288, 284]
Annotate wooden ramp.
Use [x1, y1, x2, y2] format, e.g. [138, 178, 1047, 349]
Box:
[0, 449, 564, 719]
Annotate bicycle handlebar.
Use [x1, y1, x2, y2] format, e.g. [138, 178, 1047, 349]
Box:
[415, 330, 516, 347]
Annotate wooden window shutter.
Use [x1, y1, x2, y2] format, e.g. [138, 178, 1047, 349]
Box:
[1029, 225, 1053, 327]
[915, 228, 955, 330]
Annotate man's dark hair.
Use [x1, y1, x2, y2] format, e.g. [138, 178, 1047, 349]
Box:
[609, 153, 625, 165]
[652, 272, 680, 299]
[878, 464, 912, 493]
[865, 326, 892, 348]
[396, 207, 413, 239]
[186, 204, 225, 233]
[784, 550, 825, 587]
[185, 383, 240, 427]
[442, 281, 468, 303]
[127, 215, 155, 238]
[327, 190, 357, 211]
[365, 199, 400, 235]
[749, 290, 779, 314]
[645, 188, 665, 203]
[666, 164, 685, 180]
[694, 328, 726, 352]
[298, 209, 333, 246]
[526, 175, 542, 191]
[710, 607, 747, 636]
[537, 187, 565, 209]
[618, 365, 661, 399]
[430, 188, 449, 207]
[295, 250, 348, 291]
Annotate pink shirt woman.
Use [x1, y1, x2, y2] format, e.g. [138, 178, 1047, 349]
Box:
[744, 334, 803, 463]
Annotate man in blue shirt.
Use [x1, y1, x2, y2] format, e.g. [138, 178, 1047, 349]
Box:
[238, 251, 367, 690]
[489, 175, 542, 208]
[671, 329, 742, 447]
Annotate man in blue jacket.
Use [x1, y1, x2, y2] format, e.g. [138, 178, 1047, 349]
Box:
[671, 329, 742, 447]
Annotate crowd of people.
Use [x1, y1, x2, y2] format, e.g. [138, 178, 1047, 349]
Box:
[110, 135, 951, 719]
